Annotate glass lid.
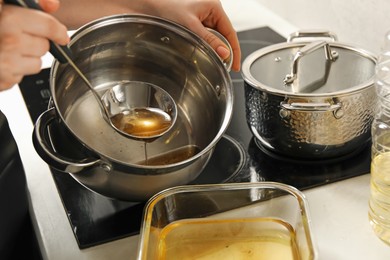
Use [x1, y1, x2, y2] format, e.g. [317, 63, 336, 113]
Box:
[242, 41, 376, 96]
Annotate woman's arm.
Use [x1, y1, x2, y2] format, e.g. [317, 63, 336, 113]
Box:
[0, 0, 240, 90]
[55, 0, 241, 71]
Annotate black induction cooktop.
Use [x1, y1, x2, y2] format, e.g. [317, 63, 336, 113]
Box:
[18, 27, 370, 249]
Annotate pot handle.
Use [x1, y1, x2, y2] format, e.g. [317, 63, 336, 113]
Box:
[32, 108, 106, 174]
[208, 28, 233, 71]
[287, 30, 338, 43]
[280, 100, 344, 119]
[283, 40, 338, 85]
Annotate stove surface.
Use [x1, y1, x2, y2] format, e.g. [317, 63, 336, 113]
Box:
[18, 27, 370, 249]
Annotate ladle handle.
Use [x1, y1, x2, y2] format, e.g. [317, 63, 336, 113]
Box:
[4, 0, 73, 63]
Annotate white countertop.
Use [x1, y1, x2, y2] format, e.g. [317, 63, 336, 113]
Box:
[0, 0, 389, 259]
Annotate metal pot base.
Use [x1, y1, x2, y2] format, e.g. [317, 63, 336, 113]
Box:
[253, 133, 371, 161]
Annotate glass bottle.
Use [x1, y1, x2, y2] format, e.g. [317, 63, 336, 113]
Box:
[368, 31, 390, 246]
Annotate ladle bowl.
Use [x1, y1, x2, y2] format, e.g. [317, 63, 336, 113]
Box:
[101, 81, 177, 139]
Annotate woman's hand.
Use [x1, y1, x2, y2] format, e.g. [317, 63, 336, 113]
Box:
[143, 0, 241, 72]
[0, 0, 241, 92]
[55, 0, 242, 72]
[0, 0, 69, 91]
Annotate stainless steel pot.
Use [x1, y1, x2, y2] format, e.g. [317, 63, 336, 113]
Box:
[32, 14, 234, 201]
[242, 31, 377, 159]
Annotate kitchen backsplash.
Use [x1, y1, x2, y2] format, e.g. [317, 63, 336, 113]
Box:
[255, 0, 389, 56]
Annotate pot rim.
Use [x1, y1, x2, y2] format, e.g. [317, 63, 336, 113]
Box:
[241, 40, 377, 97]
[49, 14, 234, 170]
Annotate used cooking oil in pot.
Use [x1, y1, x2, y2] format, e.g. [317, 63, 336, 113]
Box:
[111, 105, 188, 166]
[64, 88, 199, 166]
[138, 145, 201, 166]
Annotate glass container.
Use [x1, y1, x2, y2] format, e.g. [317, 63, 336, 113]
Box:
[137, 182, 317, 260]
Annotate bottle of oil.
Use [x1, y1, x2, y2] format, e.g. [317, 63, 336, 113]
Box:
[368, 31, 390, 246]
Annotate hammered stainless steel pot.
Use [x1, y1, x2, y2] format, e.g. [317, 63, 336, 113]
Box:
[32, 14, 233, 201]
[242, 31, 377, 159]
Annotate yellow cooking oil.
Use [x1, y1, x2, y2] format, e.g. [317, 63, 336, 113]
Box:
[369, 151, 390, 245]
[156, 217, 300, 260]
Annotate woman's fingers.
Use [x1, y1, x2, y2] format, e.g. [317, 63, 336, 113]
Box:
[0, 5, 69, 89]
[39, 0, 61, 13]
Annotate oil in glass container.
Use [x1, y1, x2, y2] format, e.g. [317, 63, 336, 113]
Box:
[156, 217, 300, 260]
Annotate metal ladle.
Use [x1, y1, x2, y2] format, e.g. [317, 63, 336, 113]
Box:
[64, 58, 177, 140]
[100, 81, 177, 140]
[7, 0, 177, 140]
[62, 58, 177, 140]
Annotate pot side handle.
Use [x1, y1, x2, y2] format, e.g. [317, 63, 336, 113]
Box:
[287, 30, 338, 43]
[32, 108, 103, 174]
[280, 100, 344, 119]
[207, 28, 233, 72]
